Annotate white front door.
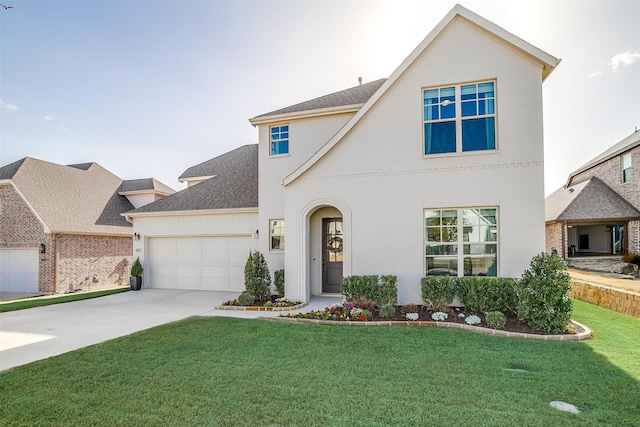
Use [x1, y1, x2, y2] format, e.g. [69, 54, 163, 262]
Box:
[0, 249, 39, 293]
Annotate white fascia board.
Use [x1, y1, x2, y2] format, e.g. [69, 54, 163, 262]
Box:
[283, 4, 559, 186]
[123, 207, 259, 219]
[248, 104, 362, 127]
[178, 175, 215, 183]
[118, 189, 173, 197]
[0, 179, 51, 233]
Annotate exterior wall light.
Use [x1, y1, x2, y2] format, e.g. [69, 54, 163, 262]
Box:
[133, 233, 141, 241]
[254, 229, 259, 239]
[39, 243, 46, 254]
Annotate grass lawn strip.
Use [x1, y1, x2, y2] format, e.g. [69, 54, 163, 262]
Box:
[0, 300, 638, 426]
[0, 287, 129, 313]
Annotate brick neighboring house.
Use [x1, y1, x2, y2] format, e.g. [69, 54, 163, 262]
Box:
[546, 130, 640, 266]
[0, 157, 174, 294]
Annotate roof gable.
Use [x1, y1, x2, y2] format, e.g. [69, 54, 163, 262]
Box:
[546, 177, 640, 223]
[118, 178, 175, 195]
[282, 4, 559, 186]
[128, 144, 258, 215]
[2, 157, 133, 234]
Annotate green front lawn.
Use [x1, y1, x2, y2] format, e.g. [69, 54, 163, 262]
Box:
[0, 300, 638, 426]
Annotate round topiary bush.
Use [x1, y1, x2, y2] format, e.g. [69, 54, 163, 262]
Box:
[485, 311, 506, 329]
[379, 304, 396, 319]
[516, 253, 573, 333]
[238, 291, 255, 306]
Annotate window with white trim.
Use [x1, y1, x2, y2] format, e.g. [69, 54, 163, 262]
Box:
[270, 125, 289, 156]
[622, 153, 632, 183]
[270, 219, 285, 250]
[423, 81, 496, 155]
[425, 208, 498, 277]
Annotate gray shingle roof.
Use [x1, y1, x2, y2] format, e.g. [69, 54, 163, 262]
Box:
[118, 178, 175, 195]
[546, 177, 640, 222]
[252, 78, 387, 119]
[128, 144, 258, 214]
[1, 157, 133, 234]
[569, 130, 640, 184]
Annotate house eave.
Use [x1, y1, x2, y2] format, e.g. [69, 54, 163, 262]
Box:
[118, 189, 173, 197]
[123, 207, 259, 218]
[249, 104, 362, 126]
[178, 175, 215, 183]
[565, 137, 640, 187]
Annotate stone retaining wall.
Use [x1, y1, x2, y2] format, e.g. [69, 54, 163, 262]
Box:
[570, 279, 640, 318]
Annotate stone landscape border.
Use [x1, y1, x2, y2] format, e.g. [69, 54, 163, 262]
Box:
[215, 302, 307, 312]
[263, 317, 592, 341]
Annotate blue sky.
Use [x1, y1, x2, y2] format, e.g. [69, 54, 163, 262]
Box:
[1, 0, 638, 195]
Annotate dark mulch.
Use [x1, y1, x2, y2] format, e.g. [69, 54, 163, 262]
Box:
[366, 306, 581, 335]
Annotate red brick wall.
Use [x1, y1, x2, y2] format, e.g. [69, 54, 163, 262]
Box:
[57, 235, 132, 294]
[1, 184, 133, 294]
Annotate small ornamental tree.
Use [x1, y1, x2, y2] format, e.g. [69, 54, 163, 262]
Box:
[274, 269, 285, 297]
[130, 257, 143, 277]
[516, 253, 573, 333]
[244, 251, 271, 301]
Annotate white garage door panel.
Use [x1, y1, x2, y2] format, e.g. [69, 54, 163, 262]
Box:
[0, 249, 39, 293]
[148, 236, 251, 291]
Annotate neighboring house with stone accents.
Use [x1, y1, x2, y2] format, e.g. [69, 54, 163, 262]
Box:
[127, 5, 559, 304]
[0, 157, 174, 294]
[546, 130, 640, 266]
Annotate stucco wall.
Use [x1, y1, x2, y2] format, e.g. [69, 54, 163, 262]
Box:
[131, 211, 259, 270]
[257, 114, 353, 273]
[281, 18, 549, 303]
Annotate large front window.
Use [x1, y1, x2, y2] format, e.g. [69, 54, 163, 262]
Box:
[425, 208, 498, 277]
[270, 125, 289, 156]
[424, 81, 496, 155]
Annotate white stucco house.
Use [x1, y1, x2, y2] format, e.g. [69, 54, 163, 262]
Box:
[126, 5, 559, 304]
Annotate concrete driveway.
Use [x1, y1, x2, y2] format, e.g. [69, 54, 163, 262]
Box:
[0, 289, 338, 372]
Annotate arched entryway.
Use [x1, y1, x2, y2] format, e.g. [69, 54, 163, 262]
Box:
[302, 199, 351, 297]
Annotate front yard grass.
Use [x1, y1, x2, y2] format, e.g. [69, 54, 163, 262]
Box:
[0, 299, 638, 426]
[0, 287, 129, 313]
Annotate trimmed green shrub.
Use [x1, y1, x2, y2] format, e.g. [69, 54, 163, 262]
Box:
[244, 251, 271, 301]
[485, 311, 507, 329]
[342, 275, 380, 302]
[379, 304, 396, 319]
[341, 275, 398, 305]
[379, 275, 398, 305]
[274, 269, 285, 296]
[458, 277, 518, 314]
[130, 257, 143, 277]
[421, 276, 457, 311]
[516, 253, 573, 333]
[238, 291, 255, 306]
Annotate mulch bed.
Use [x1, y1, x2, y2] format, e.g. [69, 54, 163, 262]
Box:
[346, 305, 582, 335]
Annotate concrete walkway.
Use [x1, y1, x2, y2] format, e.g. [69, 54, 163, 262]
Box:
[0, 289, 340, 372]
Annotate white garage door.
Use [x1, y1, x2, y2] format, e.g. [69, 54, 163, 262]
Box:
[0, 249, 39, 293]
[148, 236, 251, 291]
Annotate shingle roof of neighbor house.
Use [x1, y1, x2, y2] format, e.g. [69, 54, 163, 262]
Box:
[126, 144, 258, 215]
[251, 78, 387, 120]
[545, 177, 640, 223]
[0, 157, 134, 235]
[118, 178, 175, 195]
[568, 130, 640, 185]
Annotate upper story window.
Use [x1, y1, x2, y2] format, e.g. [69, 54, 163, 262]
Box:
[423, 81, 496, 155]
[270, 125, 289, 156]
[622, 153, 632, 183]
[270, 219, 285, 250]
